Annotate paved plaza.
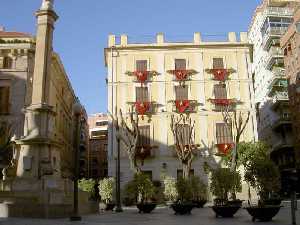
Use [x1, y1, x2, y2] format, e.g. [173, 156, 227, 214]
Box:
[0, 206, 299, 225]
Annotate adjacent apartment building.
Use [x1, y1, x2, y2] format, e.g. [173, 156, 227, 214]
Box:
[104, 32, 258, 195]
[88, 113, 108, 179]
[281, 6, 300, 191]
[248, 0, 299, 192]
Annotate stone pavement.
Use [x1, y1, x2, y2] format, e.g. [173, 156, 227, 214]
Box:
[0, 206, 299, 225]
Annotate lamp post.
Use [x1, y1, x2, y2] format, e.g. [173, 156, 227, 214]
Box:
[70, 101, 82, 221]
[114, 124, 123, 212]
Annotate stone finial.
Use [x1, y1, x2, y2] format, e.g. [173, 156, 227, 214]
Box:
[156, 33, 164, 44]
[40, 0, 54, 10]
[228, 32, 237, 42]
[240, 32, 248, 43]
[194, 32, 202, 44]
[108, 34, 116, 47]
[120, 34, 128, 46]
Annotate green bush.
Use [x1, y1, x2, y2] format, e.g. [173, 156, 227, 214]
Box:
[210, 168, 242, 201]
[98, 177, 115, 204]
[163, 176, 178, 202]
[176, 177, 193, 202]
[78, 178, 96, 198]
[189, 176, 208, 201]
[123, 173, 155, 204]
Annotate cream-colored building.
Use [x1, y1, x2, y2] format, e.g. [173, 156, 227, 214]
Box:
[104, 32, 258, 195]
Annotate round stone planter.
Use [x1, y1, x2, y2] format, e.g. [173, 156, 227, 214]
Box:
[245, 206, 282, 222]
[171, 202, 194, 215]
[136, 203, 156, 213]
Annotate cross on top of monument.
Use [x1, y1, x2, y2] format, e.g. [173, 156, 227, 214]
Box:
[40, 0, 54, 10]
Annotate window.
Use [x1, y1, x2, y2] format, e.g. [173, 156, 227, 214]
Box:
[91, 130, 104, 137]
[175, 59, 186, 70]
[3, 57, 12, 69]
[175, 85, 188, 100]
[136, 60, 147, 71]
[216, 123, 233, 144]
[176, 124, 191, 146]
[0, 86, 10, 114]
[177, 169, 194, 179]
[214, 83, 227, 99]
[95, 121, 108, 126]
[136, 86, 149, 102]
[213, 58, 224, 69]
[138, 125, 150, 146]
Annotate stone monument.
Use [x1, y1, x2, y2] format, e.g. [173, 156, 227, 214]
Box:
[0, 0, 73, 218]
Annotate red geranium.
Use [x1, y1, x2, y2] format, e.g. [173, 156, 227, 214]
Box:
[175, 100, 190, 113]
[134, 71, 149, 83]
[135, 101, 150, 117]
[216, 143, 234, 155]
[212, 69, 229, 81]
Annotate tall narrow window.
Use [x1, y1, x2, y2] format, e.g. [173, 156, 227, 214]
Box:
[0, 86, 10, 114]
[214, 84, 227, 99]
[3, 57, 12, 69]
[177, 124, 190, 146]
[136, 60, 147, 71]
[175, 85, 188, 100]
[136, 86, 149, 102]
[175, 59, 186, 70]
[216, 123, 233, 144]
[138, 125, 150, 146]
[213, 58, 224, 69]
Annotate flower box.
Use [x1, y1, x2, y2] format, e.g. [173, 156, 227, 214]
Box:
[167, 69, 197, 81]
[205, 68, 235, 82]
[216, 143, 234, 155]
[125, 71, 159, 84]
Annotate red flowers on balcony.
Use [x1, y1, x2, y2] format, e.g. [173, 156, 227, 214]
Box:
[167, 69, 197, 81]
[209, 98, 236, 106]
[175, 100, 190, 113]
[205, 68, 235, 82]
[135, 101, 150, 119]
[216, 143, 234, 155]
[125, 70, 159, 85]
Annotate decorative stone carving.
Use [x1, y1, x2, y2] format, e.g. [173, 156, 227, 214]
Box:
[41, 0, 54, 10]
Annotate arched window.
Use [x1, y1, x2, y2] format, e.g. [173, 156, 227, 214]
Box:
[3, 57, 13, 69]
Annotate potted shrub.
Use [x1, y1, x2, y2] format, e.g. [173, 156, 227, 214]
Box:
[190, 176, 208, 208]
[210, 168, 242, 218]
[163, 176, 178, 205]
[170, 177, 194, 215]
[244, 154, 281, 222]
[98, 177, 115, 211]
[78, 178, 96, 199]
[125, 173, 156, 213]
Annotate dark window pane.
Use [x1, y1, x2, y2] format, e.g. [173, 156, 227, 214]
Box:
[214, 84, 227, 99]
[216, 123, 233, 144]
[138, 125, 150, 146]
[175, 59, 186, 70]
[175, 86, 188, 100]
[213, 58, 224, 69]
[0, 86, 10, 114]
[136, 87, 149, 102]
[136, 60, 147, 71]
[3, 57, 12, 69]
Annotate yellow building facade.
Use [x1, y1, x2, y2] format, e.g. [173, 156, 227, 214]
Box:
[105, 32, 258, 197]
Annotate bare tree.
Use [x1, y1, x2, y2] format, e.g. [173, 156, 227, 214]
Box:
[221, 107, 250, 172]
[111, 109, 141, 174]
[170, 114, 199, 179]
[0, 120, 14, 179]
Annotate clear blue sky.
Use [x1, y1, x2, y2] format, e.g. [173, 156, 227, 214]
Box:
[1, 0, 261, 114]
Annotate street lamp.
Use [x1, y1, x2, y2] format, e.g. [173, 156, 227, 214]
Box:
[114, 121, 123, 212]
[70, 100, 82, 221]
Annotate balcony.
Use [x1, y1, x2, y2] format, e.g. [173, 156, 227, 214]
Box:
[125, 70, 159, 84]
[267, 77, 288, 97]
[271, 91, 289, 111]
[205, 68, 236, 82]
[265, 47, 284, 70]
[132, 101, 156, 119]
[209, 98, 238, 112]
[171, 100, 198, 113]
[263, 7, 293, 18]
[262, 27, 288, 51]
[272, 114, 292, 131]
[271, 138, 293, 153]
[167, 69, 197, 84]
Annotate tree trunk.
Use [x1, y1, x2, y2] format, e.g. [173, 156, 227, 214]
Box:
[182, 160, 191, 179]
